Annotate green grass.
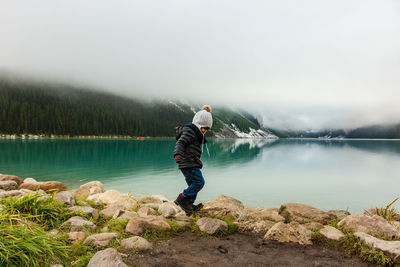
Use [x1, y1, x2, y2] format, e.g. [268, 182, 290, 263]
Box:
[327, 218, 340, 229]
[340, 234, 395, 266]
[0, 193, 72, 229]
[0, 224, 69, 267]
[375, 198, 399, 222]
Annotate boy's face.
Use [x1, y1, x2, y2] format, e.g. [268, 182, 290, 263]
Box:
[200, 127, 209, 134]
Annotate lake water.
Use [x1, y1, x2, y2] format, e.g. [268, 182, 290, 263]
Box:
[1, 138, 399, 213]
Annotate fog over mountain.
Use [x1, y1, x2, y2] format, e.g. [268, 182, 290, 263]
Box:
[1, 0, 399, 130]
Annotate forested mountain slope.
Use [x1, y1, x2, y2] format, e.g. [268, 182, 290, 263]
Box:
[0, 77, 276, 138]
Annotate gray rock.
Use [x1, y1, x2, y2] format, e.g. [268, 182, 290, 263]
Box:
[24, 178, 37, 184]
[196, 217, 228, 235]
[279, 203, 335, 224]
[138, 207, 156, 217]
[139, 195, 167, 205]
[114, 210, 138, 221]
[158, 202, 180, 218]
[62, 216, 96, 230]
[0, 180, 18, 191]
[74, 181, 105, 200]
[97, 190, 121, 206]
[172, 216, 193, 229]
[87, 248, 127, 267]
[264, 221, 313, 245]
[100, 205, 122, 218]
[338, 214, 400, 238]
[302, 222, 324, 230]
[237, 218, 275, 234]
[355, 232, 400, 263]
[55, 191, 75, 206]
[328, 210, 351, 220]
[120, 236, 152, 251]
[319, 226, 345, 241]
[68, 231, 86, 243]
[84, 233, 119, 249]
[0, 190, 23, 198]
[125, 215, 171, 235]
[200, 195, 246, 220]
[69, 206, 99, 219]
[247, 207, 285, 222]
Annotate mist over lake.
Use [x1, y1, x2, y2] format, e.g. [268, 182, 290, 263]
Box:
[1, 138, 399, 213]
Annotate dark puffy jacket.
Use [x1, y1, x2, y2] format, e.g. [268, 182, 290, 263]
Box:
[173, 123, 206, 169]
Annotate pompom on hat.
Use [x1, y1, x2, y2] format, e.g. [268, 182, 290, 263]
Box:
[192, 105, 213, 129]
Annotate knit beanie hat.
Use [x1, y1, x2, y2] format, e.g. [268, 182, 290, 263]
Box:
[192, 105, 213, 129]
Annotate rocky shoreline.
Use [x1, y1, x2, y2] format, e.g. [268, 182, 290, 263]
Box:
[1, 173, 400, 266]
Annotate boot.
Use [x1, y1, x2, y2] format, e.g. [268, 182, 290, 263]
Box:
[192, 203, 203, 213]
[174, 194, 193, 216]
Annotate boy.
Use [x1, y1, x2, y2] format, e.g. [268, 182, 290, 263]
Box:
[173, 105, 212, 216]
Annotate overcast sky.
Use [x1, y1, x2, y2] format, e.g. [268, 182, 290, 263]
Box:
[1, 0, 399, 130]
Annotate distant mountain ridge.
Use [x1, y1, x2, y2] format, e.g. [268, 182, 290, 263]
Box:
[0, 76, 277, 139]
[283, 124, 400, 139]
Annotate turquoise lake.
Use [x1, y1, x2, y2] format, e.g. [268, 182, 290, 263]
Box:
[1, 138, 399, 213]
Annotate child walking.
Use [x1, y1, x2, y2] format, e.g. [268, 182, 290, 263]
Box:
[174, 105, 213, 216]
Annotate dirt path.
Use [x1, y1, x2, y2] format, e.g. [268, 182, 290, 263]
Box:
[126, 231, 374, 267]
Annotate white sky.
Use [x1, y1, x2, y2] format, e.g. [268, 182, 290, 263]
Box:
[1, 0, 399, 130]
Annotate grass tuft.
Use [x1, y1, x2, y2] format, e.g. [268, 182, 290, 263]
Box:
[340, 234, 395, 266]
[0, 224, 69, 267]
[0, 193, 72, 229]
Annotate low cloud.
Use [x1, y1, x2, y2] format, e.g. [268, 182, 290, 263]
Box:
[1, 0, 399, 130]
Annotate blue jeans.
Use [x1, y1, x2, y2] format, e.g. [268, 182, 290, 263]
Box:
[181, 168, 205, 205]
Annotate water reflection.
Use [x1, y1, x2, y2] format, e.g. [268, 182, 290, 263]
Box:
[1, 138, 399, 213]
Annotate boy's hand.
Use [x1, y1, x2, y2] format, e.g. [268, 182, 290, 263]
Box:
[174, 155, 183, 163]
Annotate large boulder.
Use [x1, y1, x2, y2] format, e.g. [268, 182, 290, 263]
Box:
[237, 218, 276, 234]
[138, 207, 156, 217]
[171, 216, 193, 229]
[264, 222, 313, 245]
[355, 232, 400, 263]
[114, 210, 138, 221]
[69, 206, 99, 219]
[0, 180, 18, 191]
[338, 214, 400, 238]
[56, 191, 75, 206]
[84, 233, 119, 249]
[199, 195, 246, 220]
[87, 248, 127, 267]
[0, 174, 23, 185]
[139, 195, 168, 209]
[23, 178, 37, 184]
[120, 236, 152, 251]
[158, 202, 181, 218]
[90, 191, 138, 209]
[0, 190, 23, 199]
[246, 207, 285, 222]
[302, 222, 324, 230]
[125, 216, 171, 235]
[74, 181, 105, 200]
[98, 190, 121, 206]
[279, 203, 335, 224]
[19, 181, 68, 193]
[328, 210, 351, 220]
[62, 216, 96, 230]
[319, 226, 345, 241]
[196, 217, 228, 235]
[100, 205, 122, 218]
